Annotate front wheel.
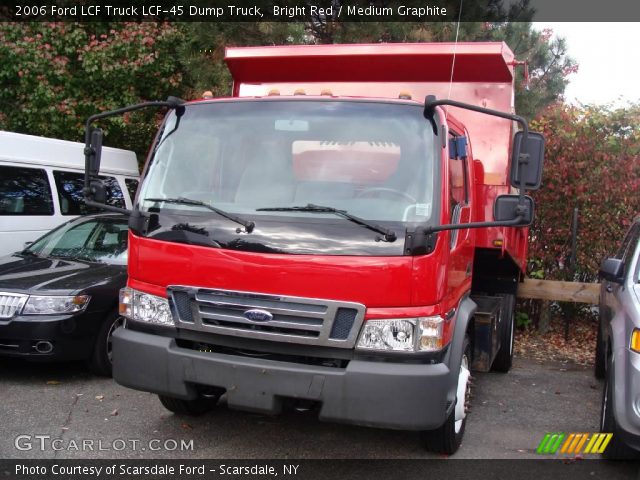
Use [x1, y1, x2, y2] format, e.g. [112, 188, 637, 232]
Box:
[88, 310, 124, 377]
[594, 320, 606, 379]
[423, 338, 471, 455]
[600, 361, 639, 459]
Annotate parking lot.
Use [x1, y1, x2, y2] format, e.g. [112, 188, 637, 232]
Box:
[0, 354, 601, 459]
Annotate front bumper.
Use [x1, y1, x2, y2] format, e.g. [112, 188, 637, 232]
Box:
[113, 327, 452, 430]
[0, 312, 102, 361]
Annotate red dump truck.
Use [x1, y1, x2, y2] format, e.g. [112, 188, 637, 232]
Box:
[83, 42, 544, 454]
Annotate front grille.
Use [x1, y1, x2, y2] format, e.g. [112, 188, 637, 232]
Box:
[330, 308, 358, 340]
[168, 287, 365, 348]
[0, 292, 28, 319]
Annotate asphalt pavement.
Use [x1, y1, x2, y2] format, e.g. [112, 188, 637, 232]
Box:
[0, 355, 601, 459]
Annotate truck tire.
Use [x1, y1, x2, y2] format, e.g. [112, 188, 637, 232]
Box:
[423, 338, 471, 455]
[601, 359, 640, 459]
[88, 310, 124, 377]
[594, 320, 606, 379]
[158, 394, 220, 416]
[491, 294, 515, 373]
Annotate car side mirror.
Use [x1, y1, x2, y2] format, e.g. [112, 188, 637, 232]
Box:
[599, 257, 625, 283]
[510, 131, 545, 191]
[494, 194, 535, 226]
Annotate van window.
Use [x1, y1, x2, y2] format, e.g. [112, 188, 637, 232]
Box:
[53, 171, 126, 215]
[125, 178, 139, 203]
[0, 166, 54, 215]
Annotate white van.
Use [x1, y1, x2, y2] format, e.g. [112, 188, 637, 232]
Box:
[0, 131, 139, 256]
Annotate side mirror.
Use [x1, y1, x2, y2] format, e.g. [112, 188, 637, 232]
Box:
[88, 128, 103, 176]
[599, 257, 625, 283]
[494, 194, 535, 226]
[510, 131, 545, 191]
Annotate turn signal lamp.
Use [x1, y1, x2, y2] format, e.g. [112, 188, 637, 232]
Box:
[631, 329, 640, 353]
[493, 239, 504, 247]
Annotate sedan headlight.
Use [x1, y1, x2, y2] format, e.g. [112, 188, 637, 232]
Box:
[119, 287, 174, 327]
[356, 316, 444, 352]
[22, 295, 90, 315]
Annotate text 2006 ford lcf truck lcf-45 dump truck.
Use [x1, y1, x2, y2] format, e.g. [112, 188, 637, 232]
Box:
[83, 43, 544, 454]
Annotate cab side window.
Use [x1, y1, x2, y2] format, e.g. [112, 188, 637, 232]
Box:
[448, 133, 469, 222]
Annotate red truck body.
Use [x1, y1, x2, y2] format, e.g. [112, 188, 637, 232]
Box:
[108, 42, 537, 454]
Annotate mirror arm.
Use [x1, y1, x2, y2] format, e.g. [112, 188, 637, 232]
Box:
[83, 98, 185, 205]
[422, 215, 525, 235]
[84, 199, 131, 215]
[424, 96, 530, 207]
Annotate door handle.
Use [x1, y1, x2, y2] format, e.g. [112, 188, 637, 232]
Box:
[606, 283, 613, 293]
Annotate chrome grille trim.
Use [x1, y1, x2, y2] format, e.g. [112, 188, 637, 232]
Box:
[0, 292, 28, 319]
[168, 286, 365, 348]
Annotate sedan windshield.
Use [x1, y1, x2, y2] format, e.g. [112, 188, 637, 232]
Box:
[138, 100, 436, 225]
[26, 217, 129, 265]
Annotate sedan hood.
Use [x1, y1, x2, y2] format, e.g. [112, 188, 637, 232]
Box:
[0, 254, 125, 294]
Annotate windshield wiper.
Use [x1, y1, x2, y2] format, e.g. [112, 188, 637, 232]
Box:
[257, 204, 397, 242]
[143, 197, 255, 233]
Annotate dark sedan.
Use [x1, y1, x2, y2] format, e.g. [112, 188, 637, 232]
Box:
[0, 214, 128, 376]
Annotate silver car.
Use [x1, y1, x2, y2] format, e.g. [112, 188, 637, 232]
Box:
[596, 217, 640, 459]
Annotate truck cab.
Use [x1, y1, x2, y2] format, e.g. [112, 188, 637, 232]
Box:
[84, 42, 544, 454]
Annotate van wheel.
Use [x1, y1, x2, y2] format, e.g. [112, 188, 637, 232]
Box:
[159, 394, 220, 416]
[88, 310, 124, 377]
[600, 360, 639, 459]
[423, 338, 471, 455]
[491, 294, 515, 373]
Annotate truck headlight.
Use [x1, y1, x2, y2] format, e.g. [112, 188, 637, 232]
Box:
[119, 287, 174, 327]
[356, 316, 445, 352]
[22, 295, 90, 315]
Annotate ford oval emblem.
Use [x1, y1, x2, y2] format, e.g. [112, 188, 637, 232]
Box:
[244, 309, 273, 322]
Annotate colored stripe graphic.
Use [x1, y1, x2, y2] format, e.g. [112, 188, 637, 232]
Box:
[584, 433, 613, 454]
[538, 433, 614, 455]
[536, 433, 566, 454]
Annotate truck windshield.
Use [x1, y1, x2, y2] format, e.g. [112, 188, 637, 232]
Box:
[138, 100, 436, 226]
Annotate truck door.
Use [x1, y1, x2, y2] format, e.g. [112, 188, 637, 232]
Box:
[446, 130, 474, 303]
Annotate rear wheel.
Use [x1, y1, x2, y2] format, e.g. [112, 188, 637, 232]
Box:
[159, 393, 221, 416]
[423, 338, 472, 455]
[491, 294, 515, 373]
[600, 360, 640, 459]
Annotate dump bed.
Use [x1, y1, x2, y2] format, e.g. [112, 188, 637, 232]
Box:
[225, 42, 517, 186]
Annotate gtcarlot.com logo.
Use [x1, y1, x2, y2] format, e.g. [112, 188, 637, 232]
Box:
[14, 435, 194, 452]
[536, 432, 613, 455]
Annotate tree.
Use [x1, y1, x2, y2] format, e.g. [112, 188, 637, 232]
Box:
[177, 22, 306, 97]
[0, 22, 185, 163]
[529, 103, 640, 282]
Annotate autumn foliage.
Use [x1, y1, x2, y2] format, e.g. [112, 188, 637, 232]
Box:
[0, 22, 184, 157]
[528, 103, 640, 282]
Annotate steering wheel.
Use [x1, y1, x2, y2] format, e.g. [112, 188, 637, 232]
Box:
[356, 187, 417, 203]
